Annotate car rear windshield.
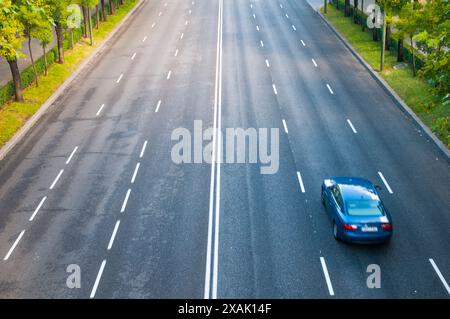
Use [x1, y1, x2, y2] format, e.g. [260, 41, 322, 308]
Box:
[346, 200, 384, 216]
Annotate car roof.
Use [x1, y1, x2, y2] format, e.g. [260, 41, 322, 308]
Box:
[332, 177, 379, 201]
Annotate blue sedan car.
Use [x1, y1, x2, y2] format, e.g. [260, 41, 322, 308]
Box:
[321, 177, 393, 243]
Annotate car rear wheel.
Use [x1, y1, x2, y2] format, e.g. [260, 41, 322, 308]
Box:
[333, 222, 339, 241]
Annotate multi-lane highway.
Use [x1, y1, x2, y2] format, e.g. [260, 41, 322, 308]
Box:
[0, 0, 449, 298]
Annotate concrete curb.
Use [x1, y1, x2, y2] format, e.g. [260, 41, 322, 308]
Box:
[0, 0, 146, 161]
[316, 10, 450, 161]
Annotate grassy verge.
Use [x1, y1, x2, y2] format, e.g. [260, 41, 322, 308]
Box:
[322, 5, 449, 148]
[0, 0, 138, 149]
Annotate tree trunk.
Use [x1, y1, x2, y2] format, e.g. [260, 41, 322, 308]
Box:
[96, 5, 100, 29]
[397, 36, 404, 62]
[361, 0, 365, 31]
[7, 59, 23, 102]
[70, 29, 74, 49]
[82, 6, 88, 38]
[55, 23, 65, 64]
[101, 0, 107, 21]
[43, 45, 48, 76]
[28, 36, 39, 87]
[109, 0, 115, 15]
[380, 10, 386, 71]
[353, 0, 358, 23]
[411, 36, 416, 76]
[385, 24, 390, 51]
[345, 0, 350, 16]
[88, 7, 94, 45]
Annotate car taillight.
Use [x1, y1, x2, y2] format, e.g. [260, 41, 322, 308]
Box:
[343, 224, 358, 231]
[381, 223, 393, 231]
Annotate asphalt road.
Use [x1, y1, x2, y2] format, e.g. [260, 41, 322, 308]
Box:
[0, 0, 449, 298]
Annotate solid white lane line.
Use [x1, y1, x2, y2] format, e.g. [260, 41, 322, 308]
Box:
[66, 146, 79, 165]
[49, 169, 64, 190]
[90, 259, 106, 298]
[155, 100, 162, 113]
[131, 52, 137, 60]
[180, 32, 184, 40]
[282, 119, 288, 134]
[260, 40, 264, 47]
[378, 172, 393, 194]
[107, 221, 121, 250]
[205, 0, 223, 300]
[96, 103, 105, 116]
[292, 25, 296, 31]
[347, 119, 357, 134]
[140, 140, 148, 158]
[256, 25, 259, 31]
[326, 84, 334, 94]
[3, 230, 25, 261]
[272, 83, 278, 95]
[265, 59, 270, 67]
[174, 49, 179, 57]
[29, 196, 47, 221]
[429, 259, 450, 295]
[301, 39, 306, 46]
[131, 163, 140, 184]
[142, 35, 147, 42]
[320, 257, 335, 296]
[120, 189, 131, 213]
[312, 58, 318, 67]
[151, 22, 156, 28]
[116, 73, 123, 84]
[296, 172, 305, 193]
[167, 70, 172, 80]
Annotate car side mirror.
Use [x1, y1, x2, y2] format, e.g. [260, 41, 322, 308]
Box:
[375, 185, 382, 191]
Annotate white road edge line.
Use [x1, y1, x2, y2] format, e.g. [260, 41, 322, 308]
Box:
[3, 230, 25, 261]
[29, 196, 47, 221]
[347, 119, 357, 134]
[120, 188, 131, 213]
[66, 146, 79, 164]
[296, 172, 305, 193]
[96, 103, 105, 116]
[378, 171, 393, 194]
[49, 169, 64, 190]
[116, 73, 123, 83]
[205, 0, 222, 300]
[326, 84, 334, 94]
[155, 100, 162, 113]
[312, 58, 318, 67]
[282, 119, 288, 134]
[131, 163, 140, 184]
[320, 257, 335, 296]
[429, 258, 450, 295]
[90, 259, 106, 298]
[107, 220, 121, 250]
[140, 140, 148, 158]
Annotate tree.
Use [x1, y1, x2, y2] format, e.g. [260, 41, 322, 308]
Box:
[394, 1, 423, 76]
[80, 0, 98, 46]
[0, 0, 25, 101]
[17, 0, 52, 87]
[35, 24, 52, 75]
[43, 0, 72, 64]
